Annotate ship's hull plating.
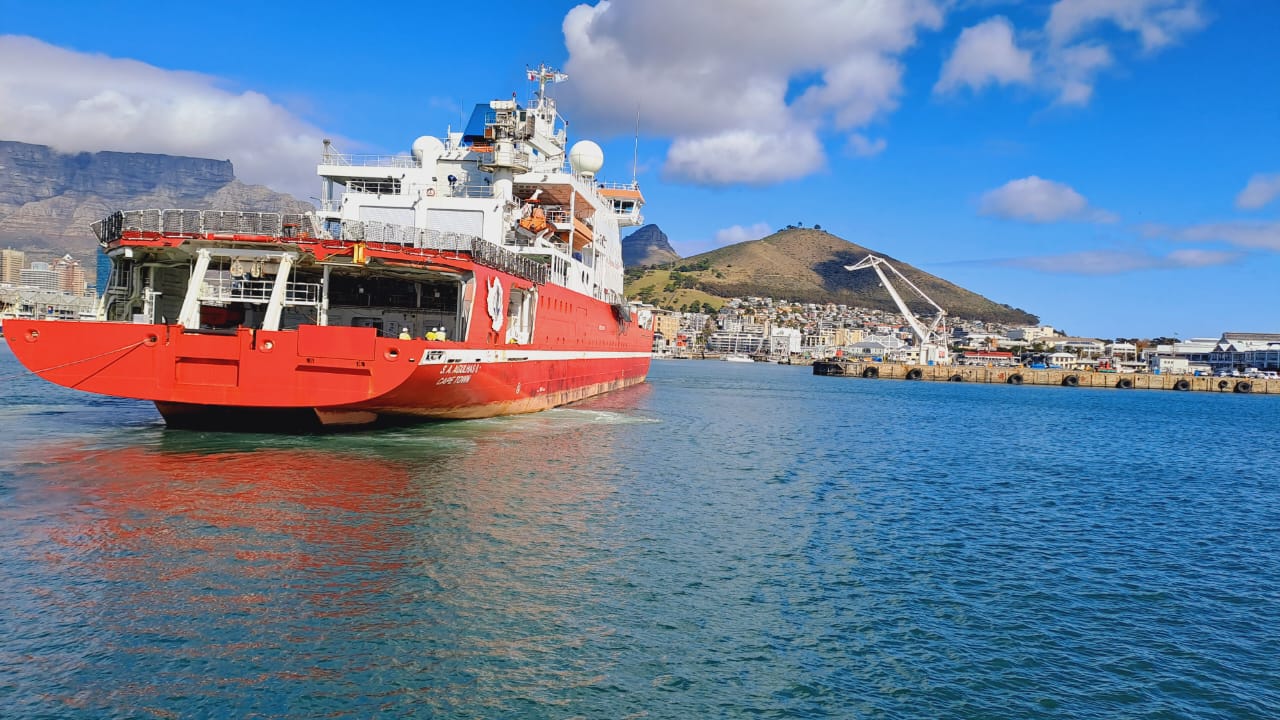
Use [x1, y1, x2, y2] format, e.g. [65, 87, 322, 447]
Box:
[5, 319, 651, 429]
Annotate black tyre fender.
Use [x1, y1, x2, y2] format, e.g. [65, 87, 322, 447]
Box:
[948, 374, 964, 382]
[1172, 379, 1191, 391]
[1062, 375, 1080, 387]
[1218, 379, 1231, 391]
[1007, 374, 1024, 385]
[1235, 380, 1253, 394]
[862, 367, 879, 379]
[906, 368, 923, 381]
[1116, 378, 1134, 389]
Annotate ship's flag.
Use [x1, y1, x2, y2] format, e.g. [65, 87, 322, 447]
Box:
[527, 67, 568, 83]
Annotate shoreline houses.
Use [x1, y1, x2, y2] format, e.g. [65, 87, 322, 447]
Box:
[642, 296, 1280, 373]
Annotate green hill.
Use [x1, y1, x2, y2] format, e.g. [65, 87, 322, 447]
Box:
[625, 227, 1037, 324]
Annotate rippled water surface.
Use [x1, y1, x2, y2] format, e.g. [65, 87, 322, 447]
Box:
[2, 347, 1279, 718]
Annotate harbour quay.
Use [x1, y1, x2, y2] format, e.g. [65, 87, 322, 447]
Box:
[812, 360, 1275, 394]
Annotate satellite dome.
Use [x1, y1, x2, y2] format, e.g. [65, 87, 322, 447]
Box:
[411, 135, 445, 165]
[569, 140, 604, 177]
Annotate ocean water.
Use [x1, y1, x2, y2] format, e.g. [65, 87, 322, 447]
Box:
[2, 346, 1278, 719]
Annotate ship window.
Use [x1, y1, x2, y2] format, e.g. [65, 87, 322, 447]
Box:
[349, 178, 402, 195]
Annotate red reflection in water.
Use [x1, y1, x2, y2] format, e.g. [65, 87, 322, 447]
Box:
[20, 440, 419, 584]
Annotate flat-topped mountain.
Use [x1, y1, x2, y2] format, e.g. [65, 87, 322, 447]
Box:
[0, 140, 312, 259]
[626, 227, 1037, 324]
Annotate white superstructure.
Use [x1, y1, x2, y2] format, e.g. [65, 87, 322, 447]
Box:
[315, 65, 644, 305]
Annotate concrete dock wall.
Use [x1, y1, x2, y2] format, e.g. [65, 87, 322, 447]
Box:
[813, 360, 1277, 394]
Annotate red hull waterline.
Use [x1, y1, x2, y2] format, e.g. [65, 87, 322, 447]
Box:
[5, 319, 652, 430]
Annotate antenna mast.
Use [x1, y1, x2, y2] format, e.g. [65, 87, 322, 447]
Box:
[632, 105, 640, 185]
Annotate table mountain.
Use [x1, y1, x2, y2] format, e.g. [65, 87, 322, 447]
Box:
[627, 227, 1037, 324]
[0, 140, 313, 260]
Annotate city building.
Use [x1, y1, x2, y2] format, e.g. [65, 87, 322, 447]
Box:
[707, 330, 765, 355]
[54, 255, 87, 294]
[20, 262, 59, 291]
[1, 248, 25, 284]
[1007, 325, 1057, 342]
[1209, 333, 1280, 371]
[767, 327, 802, 359]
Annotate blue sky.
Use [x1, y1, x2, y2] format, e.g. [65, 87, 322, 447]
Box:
[2, 0, 1277, 339]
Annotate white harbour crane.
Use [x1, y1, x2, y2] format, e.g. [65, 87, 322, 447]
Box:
[845, 254, 952, 366]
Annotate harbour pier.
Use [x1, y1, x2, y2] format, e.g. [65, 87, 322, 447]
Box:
[812, 360, 1277, 395]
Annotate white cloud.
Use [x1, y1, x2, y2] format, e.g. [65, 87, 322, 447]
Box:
[714, 222, 773, 247]
[561, 0, 943, 185]
[663, 129, 825, 185]
[980, 176, 1116, 223]
[0, 35, 328, 197]
[1236, 173, 1280, 210]
[1173, 221, 1280, 251]
[1048, 42, 1114, 106]
[1044, 0, 1205, 104]
[1047, 0, 1207, 52]
[940, 2, 1207, 106]
[1003, 247, 1239, 274]
[935, 16, 1033, 94]
[848, 133, 888, 157]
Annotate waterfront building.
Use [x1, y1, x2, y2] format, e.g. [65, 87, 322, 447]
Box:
[650, 309, 681, 343]
[0, 284, 99, 321]
[1209, 333, 1280, 371]
[768, 327, 802, 359]
[958, 350, 1016, 367]
[1052, 337, 1106, 358]
[1043, 351, 1077, 368]
[1105, 341, 1139, 360]
[707, 330, 765, 355]
[650, 309, 682, 357]
[833, 327, 862, 346]
[19, 262, 58, 292]
[53, 255, 87, 294]
[1008, 325, 1057, 342]
[846, 336, 906, 359]
[0, 248, 25, 284]
[1149, 356, 1212, 375]
[1147, 337, 1219, 370]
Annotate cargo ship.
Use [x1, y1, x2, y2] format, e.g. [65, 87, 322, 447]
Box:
[4, 67, 654, 429]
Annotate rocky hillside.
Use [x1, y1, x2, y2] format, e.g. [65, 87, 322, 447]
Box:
[626, 227, 1037, 324]
[622, 224, 680, 267]
[0, 140, 312, 261]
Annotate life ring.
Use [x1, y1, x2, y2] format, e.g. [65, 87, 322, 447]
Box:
[1235, 380, 1253, 394]
[1171, 379, 1191, 391]
[1218, 380, 1230, 391]
[1007, 374, 1023, 385]
[1062, 375, 1079, 387]
[1116, 378, 1134, 389]
[948, 374, 963, 382]
[906, 368, 923, 381]
[862, 367, 879, 379]
[425, 188, 435, 197]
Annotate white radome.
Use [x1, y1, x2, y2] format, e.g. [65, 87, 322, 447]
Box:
[569, 140, 604, 177]
[412, 135, 446, 163]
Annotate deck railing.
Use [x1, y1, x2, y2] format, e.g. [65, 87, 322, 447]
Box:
[319, 152, 419, 168]
[199, 277, 321, 306]
[93, 210, 325, 242]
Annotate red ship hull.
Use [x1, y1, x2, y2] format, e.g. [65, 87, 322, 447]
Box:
[5, 316, 651, 429]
